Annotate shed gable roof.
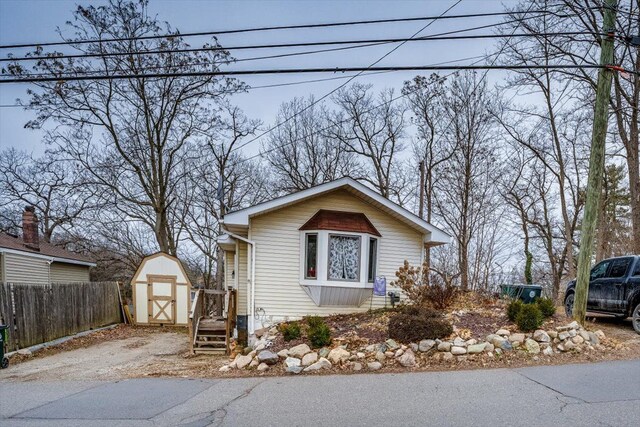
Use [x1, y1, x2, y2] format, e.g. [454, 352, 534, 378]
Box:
[299, 210, 381, 237]
[223, 177, 451, 244]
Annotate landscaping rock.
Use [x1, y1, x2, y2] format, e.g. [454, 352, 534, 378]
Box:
[572, 335, 584, 345]
[543, 346, 554, 356]
[254, 343, 266, 352]
[451, 346, 467, 355]
[328, 347, 350, 364]
[318, 347, 330, 358]
[564, 340, 576, 351]
[384, 351, 395, 358]
[442, 352, 454, 362]
[547, 330, 558, 339]
[410, 343, 419, 353]
[484, 343, 495, 353]
[486, 334, 501, 342]
[375, 351, 386, 363]
[579, 330, 590, 341]
[288, 343, 311, 359]
[356, 352, 366, 359]
[467, 343, 487, 354]
[524, 339, 540, 354]
[453, 337, 467, 347]
[236, 355, 253, 369]
[249, 359, 259, 368]
[257, 363, 269, 372]
[594, 330, 606, 340]
[352, 362, 363, 371]
[437, 342, 452, 352]
[304, 357, 332, 372]
[286, 365, 303, 374]
[533, 330, 550, 343]
[494, 339, 513, 351]
[284, 357, 301, 368]
[257, 350, 279, 365]
[395, 349, 404, 358]
[588, 332, 600, 346]
[385, 339, 399, 350]
[365, 344, 377, 353]
[398, 349, 416, 367]
[509, 333, 526, 344]
[219, 365, 231, 372]
[419, 339, 436, 352]
[301, 352, 318, 366]
[277, 349, 289, 358]
[496, 329, 511, 336]
[558, 331, 571, 341]
[367, 361, 382, 371]
[465, 339, 477, 346]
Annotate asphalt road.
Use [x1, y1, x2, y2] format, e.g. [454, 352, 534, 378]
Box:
[1, 359, 639, 427]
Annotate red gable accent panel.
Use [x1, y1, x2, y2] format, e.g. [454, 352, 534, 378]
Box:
[299, 210, 381, 237]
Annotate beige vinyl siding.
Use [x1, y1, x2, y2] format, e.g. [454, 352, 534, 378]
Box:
[50, 262, 90, 283]
[3, 252, 50, 284]
[250, 189, 423, 319]
[0, 253, 3, 282]
[224, 250, 235, 290]
[237, 242, 248, 315]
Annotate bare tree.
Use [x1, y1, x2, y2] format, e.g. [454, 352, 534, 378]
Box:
[432, 72, 503, 290]
[0, 148, 100, 243]
[7, 0, 244, 255]
[329, 83, 408, 202]
[264, 97, 357, 193]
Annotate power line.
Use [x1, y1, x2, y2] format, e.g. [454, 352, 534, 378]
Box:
[228, 0, 464, 155]
[0, 65, 621, 84]
[0, 9, 571, 50]
[0, 54, 492, 108]
[0, 31, 600, 63]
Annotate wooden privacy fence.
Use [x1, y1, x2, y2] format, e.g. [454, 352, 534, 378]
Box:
[0, 282, 121, 352]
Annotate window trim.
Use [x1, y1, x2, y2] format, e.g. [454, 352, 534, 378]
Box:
[367, 237, 378, 283]
[327, 233, 362, 282]
[304, 233, 318, 280]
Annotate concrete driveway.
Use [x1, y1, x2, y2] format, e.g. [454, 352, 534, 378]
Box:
[1, 359, 638, 426]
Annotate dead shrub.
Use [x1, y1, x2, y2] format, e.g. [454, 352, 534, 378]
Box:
[392, 261, 458, 309]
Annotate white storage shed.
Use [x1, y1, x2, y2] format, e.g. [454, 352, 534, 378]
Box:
[131, 252, 192, 326]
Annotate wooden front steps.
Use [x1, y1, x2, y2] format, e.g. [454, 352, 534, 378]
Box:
[193, 317, 227, 354]
[189, 289, 237, 355]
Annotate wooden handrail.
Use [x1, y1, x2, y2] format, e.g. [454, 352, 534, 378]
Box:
[188, 289, 203, 354]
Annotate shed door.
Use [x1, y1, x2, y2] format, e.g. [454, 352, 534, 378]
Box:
[148, 276, 176, 324]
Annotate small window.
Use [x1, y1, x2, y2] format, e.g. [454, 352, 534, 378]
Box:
[367, 238, 378, 283]
[590, 261, 610, 280]
[327, 234, 361, 281]
[632, 259, 640, 277]
[305, 234, 318, 279]
[608, 258, 631, 278]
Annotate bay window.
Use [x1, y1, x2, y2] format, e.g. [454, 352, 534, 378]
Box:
[299, 210, 381, 307]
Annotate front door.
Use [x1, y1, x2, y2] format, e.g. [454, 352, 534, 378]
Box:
[148, 276, 176, 324]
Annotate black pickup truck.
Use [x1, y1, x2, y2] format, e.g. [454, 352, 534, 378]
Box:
[564, 255, 640, 333]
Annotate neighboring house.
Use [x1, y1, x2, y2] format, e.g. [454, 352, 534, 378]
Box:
[219, 177, 451, 336]
[0, 207, 95, 284]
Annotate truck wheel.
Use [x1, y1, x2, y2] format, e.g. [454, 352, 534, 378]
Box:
[632, 302, 640, 334]
[564, 293, 575, 317]
[1, 357, 7, 369]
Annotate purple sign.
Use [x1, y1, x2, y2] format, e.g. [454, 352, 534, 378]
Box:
[373, 276, 386, 296]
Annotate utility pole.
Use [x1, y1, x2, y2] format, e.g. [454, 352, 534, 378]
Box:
[573, 0, 618, 323]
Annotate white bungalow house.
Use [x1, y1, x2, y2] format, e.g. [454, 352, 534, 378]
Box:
[218, 177, 451, 337]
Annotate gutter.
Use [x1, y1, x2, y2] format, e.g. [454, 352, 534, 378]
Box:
[221, 227, 257, 335]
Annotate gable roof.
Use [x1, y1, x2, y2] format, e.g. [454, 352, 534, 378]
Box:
[0, 232, 96, 267]
[299, 210, 382, 237]
[223, 177, 451, 244]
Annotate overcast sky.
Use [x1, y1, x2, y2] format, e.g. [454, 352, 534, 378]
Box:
[0, 0, 516, 156]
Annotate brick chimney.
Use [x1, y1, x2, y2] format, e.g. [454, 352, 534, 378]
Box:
[22, 206, 40, 251]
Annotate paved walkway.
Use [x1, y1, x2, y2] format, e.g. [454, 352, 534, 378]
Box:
[1, 359, 639, 426]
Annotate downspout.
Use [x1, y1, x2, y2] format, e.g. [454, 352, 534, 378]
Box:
[222, 228, 256, 335]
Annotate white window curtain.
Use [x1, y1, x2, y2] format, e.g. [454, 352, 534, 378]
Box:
[328, 235, 360, 281]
